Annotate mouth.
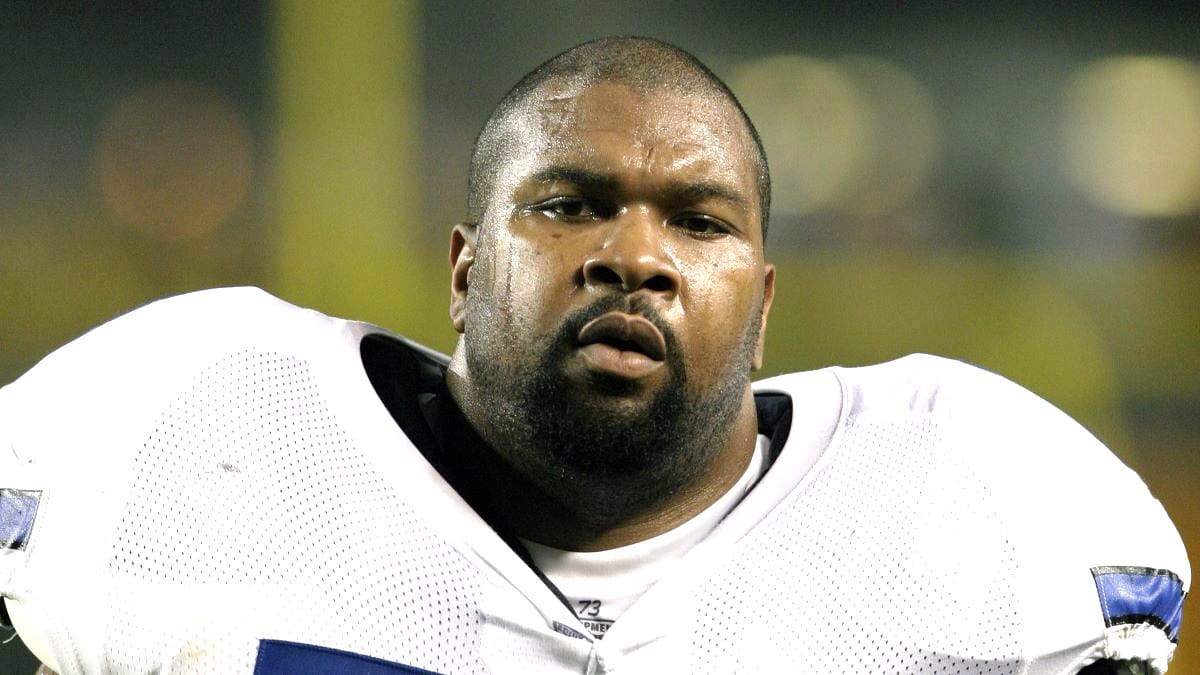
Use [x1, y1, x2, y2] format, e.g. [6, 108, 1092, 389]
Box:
[577, 312, 667, 360]
[574, 312, 667, 379]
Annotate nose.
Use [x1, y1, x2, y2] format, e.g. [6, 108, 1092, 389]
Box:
[582, 209, 681, 297]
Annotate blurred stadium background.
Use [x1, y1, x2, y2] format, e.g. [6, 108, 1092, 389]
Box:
[2, 1, 1197, 671]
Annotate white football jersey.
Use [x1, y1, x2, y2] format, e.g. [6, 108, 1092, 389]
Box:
[0, 287, 1188, 674]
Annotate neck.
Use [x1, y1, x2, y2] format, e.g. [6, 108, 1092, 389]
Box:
[444, 356, 761, 551]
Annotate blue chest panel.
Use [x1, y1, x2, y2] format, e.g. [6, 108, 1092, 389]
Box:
[254, 640, 444, 674]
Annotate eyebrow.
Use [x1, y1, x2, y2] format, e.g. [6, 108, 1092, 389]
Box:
[531, 166, 620, 192]
[530, 165, 750, 211]
[667, 180, 750, 211]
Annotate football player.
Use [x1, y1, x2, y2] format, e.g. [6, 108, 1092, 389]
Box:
[0, 37, 1188, 674]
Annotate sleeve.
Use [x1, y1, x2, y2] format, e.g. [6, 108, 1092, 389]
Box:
[0, 376, 60, 673]
[0, 286, 324, 674]
[935, 357, 1190, 674]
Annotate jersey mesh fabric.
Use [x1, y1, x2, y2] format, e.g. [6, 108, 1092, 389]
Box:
[104, 349, 489, 673]
[1, 289, 1186, 674]
[689, 414, 1021, 673]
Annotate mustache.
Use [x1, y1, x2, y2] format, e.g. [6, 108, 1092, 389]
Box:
[554, 294, 680, 356]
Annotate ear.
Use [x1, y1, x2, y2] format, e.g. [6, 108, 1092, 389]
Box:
[752, 264, 775, 371]
[449, 223, 478, 334]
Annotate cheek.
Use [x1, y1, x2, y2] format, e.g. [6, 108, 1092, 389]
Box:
[477, 234, 578, 336]
[673, 251, 764, 353]
[676, 244, 763, 311]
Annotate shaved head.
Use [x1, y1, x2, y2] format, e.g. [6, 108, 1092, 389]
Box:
[467, 36, 771, 240]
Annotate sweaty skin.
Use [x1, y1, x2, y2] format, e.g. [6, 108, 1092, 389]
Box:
[447, 81, 775, 551]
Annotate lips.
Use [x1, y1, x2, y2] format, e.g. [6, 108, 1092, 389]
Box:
[576, 312, 667, 361]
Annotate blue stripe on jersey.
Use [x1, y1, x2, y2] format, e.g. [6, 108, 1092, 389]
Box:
[1091, 566, 1186, 642]
[0, 488, 40, 551]
[254, 639, 443, 674]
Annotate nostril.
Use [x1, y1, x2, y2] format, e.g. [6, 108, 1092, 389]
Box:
[643, 275, 674, 293]
[586, 264, 623, 287]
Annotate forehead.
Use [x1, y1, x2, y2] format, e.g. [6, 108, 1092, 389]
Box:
[497, 80, 760, 202]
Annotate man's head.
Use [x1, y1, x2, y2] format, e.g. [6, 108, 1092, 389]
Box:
[446, 37, 775, 529]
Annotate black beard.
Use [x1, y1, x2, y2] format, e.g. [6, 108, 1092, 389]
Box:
[464, 293, 756, 527]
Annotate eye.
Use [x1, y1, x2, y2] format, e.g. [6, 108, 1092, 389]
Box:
[532, 197, 605, 221]
[672, 213, 730, 238]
